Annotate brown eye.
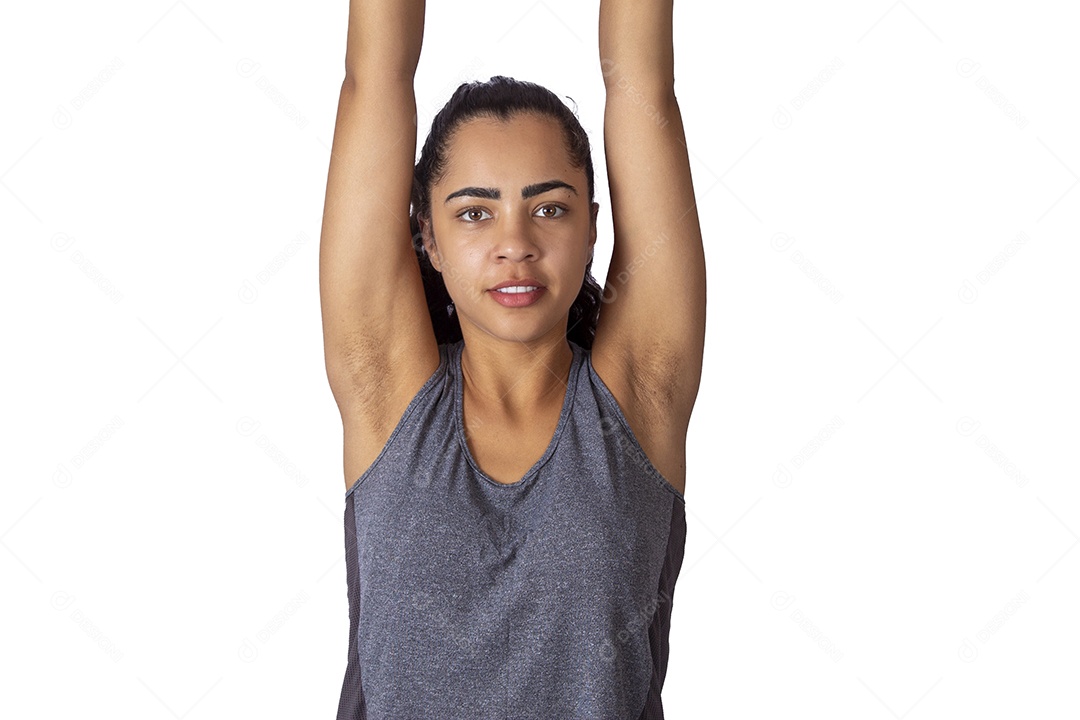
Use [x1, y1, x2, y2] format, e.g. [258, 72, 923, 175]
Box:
[459, 208, 492, 223]
[536, 205, 566, 219]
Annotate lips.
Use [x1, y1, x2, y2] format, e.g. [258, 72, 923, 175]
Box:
[488, 285, 546, 307]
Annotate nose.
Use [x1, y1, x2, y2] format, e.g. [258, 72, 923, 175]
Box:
[494, 210, 540, 262]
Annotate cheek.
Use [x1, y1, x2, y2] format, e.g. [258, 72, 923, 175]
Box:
[440, 246, 486, 292]
[554, 249, 589, 286]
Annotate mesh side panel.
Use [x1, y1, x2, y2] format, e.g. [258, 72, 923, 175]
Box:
[638, 499, 688, 720]
[336, 492, 366, 720]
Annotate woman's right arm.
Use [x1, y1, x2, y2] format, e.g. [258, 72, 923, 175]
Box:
[319, 0, 439, 460]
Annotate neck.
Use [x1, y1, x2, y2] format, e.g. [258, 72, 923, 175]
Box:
[458, 332, 574, 418]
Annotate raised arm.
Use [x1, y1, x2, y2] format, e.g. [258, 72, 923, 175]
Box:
[319, 0, 440, 489]
[592, 0, 707, 437]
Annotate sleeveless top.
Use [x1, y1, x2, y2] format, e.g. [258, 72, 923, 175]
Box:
[337, 339, 687, 720]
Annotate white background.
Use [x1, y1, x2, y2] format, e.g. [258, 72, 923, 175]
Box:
[3, 0, 1078, 717]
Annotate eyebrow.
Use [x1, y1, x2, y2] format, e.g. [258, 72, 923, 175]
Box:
[444, 179, 577, 204]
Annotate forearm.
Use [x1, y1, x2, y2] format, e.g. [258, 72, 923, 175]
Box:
[599, 0, 674, 95]
[344, 0, 425, 80]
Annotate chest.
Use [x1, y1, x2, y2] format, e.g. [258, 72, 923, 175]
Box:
[461, 375, 687, 497]
[461, 400, 563, 486]
[469, 405, 685, 498]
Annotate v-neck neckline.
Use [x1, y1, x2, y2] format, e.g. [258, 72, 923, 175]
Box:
[453, 340, 580, 489]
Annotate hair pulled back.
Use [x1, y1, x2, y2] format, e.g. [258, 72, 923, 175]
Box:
[410, 75, 602, 350]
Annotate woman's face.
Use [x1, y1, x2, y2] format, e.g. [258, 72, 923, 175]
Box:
[421, 112, 598, 345]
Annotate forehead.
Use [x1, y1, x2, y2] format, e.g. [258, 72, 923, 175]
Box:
[440, 114, 575, 184]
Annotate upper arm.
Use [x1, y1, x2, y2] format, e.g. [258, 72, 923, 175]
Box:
[591, 84, 707, 431]
[319, 75, 439, 433]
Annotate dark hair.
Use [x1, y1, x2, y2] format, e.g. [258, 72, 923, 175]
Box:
[409, 75, 602, 350]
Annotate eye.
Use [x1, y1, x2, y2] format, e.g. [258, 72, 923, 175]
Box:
[535, 204, 567, 219]
[458, 207, 492, 223]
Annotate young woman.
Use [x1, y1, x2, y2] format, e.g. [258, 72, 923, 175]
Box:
[319, 1, 705, 717]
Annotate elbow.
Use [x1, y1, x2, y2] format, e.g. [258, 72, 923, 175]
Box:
[342, 65, 417, 92]
[605, 77, 678, 112]
[603, 69, 676, 104]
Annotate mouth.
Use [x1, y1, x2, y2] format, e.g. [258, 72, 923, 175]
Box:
[487, 285, 546, 307]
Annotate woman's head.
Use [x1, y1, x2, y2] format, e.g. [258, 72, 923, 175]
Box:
[410, 76, 602, 350]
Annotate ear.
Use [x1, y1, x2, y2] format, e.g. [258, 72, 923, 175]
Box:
[419, 213, 442, 273]
[589, 202, 600, 259]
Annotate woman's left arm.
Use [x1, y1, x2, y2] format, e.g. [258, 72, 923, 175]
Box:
[593, 0, 706, 427]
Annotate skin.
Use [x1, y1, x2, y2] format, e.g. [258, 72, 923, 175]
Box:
[417, 112, 601, 423]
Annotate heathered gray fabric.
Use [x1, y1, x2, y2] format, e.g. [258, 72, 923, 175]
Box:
[338, 339, 687, 720]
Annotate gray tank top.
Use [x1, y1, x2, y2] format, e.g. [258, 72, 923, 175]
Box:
[337, 339, 687, 720]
